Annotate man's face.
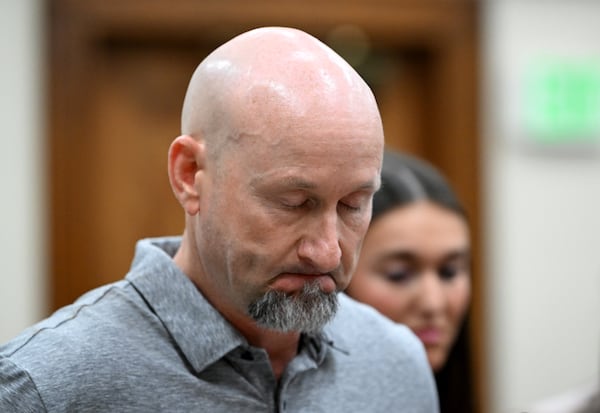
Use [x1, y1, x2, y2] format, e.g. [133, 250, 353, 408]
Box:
[193, 101, 383, 332]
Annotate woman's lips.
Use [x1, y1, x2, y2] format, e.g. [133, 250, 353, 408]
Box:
[270, 273, 336, 294]
[414, 327, 443, 345]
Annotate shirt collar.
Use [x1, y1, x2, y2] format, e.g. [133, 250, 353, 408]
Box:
[126, 237, 246, 373]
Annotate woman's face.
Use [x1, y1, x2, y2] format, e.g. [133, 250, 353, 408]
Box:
[346, 201, 471, 372]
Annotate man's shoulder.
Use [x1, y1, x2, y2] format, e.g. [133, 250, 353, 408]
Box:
[315, 293, 439, 411]
[0, 280, 178, 411]
[333, 292, 421, 346]
[0, 281, 161, 383]
[0, 354, 47, 412]
[329, 293, 431, 369]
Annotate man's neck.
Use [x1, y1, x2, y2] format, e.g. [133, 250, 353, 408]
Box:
[172, 235, 302, 379]
[228, 312, 301, 380]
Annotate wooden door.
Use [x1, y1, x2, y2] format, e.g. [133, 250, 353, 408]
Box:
[49, 0, 482, 409]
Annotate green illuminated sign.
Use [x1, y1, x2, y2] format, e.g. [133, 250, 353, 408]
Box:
[525, 59, 600, 143]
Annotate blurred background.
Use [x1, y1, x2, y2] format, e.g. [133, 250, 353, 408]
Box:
[1, 1, 599, 412]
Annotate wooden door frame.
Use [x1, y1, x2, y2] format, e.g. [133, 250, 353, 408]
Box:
[48, 0, 484, 410]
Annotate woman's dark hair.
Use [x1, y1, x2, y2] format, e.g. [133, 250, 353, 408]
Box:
[373, 149, 466, 222]
[373, 149, 475, 413]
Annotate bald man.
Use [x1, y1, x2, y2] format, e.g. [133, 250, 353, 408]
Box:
[0, 27, 438, 412]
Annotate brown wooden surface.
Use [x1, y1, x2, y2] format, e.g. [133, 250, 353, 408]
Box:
[48, 0, 484, 410]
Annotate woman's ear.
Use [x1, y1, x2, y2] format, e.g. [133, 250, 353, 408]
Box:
[168, 135, 205, 215]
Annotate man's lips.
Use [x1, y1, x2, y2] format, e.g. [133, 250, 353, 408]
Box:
[269, 273, 336, 294]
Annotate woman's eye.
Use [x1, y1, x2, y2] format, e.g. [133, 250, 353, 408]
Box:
[383, 269, 413, 284]
[438, 265, 461, 280]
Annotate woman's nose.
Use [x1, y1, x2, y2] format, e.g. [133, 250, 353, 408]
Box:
[417, 272, 446, 315]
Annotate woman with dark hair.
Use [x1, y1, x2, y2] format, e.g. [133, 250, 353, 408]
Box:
[345, 149, 475, 412]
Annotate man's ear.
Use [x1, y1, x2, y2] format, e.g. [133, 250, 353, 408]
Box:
[168, 135, 205, 216]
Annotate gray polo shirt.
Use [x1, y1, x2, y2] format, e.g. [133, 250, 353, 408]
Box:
[0, 237, 438, 412]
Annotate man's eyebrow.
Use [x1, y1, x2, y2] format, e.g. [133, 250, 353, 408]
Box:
[250, 175, 381, 192]
[249, 176, 317, 190]
[277, 177, 317, 189]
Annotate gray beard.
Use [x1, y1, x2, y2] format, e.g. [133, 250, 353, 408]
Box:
[247, 281, 338, 333]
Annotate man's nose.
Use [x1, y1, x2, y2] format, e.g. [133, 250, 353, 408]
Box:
[297, 211, 342, 272]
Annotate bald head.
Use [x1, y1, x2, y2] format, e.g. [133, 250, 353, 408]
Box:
[169, 27, 385, 336]
[180, 27, 382, 158]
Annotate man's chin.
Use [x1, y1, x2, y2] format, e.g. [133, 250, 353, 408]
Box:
[248, 281, 338, 333]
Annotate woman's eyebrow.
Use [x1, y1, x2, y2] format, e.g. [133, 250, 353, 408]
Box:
[441, 249, 471, 262]
[378, 250, 419, 263]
